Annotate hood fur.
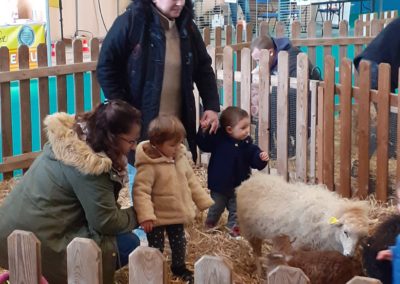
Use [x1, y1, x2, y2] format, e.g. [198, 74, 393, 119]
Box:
[44, 112, 113, 175]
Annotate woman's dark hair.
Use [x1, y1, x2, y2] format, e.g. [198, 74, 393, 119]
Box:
[220, 106, 249, 130]
[75, 99, 141, 171]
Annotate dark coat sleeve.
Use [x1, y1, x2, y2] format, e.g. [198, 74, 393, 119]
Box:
[196, 126, 218, 152]
[191, 24, 220, 112]
[96, 9, 134, 102]
[249, 144, 268, 170]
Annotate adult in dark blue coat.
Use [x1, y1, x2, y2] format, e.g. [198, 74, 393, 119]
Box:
[196, 107, 269, 238]
[97, 0, 220, 163]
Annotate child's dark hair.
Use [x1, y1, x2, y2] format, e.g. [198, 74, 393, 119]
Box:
[220, 106, 249, 130]
[148, 115, 186, 146]
[75, 99, 141, 170]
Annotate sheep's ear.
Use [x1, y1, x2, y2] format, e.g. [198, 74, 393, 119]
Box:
[329, 216, 343, 227]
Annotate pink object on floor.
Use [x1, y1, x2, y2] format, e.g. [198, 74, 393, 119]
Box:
[0, 272, 48, 284]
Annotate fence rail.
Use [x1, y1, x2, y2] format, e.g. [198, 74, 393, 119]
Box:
[1, 230, 383, 283]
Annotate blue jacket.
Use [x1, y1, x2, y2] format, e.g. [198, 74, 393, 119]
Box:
[96, 0, 220, 161]
[196, 128, 268, 196]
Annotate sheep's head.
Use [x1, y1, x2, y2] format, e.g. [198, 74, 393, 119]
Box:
[271, 235, 295, 255]
[331, 202, 370, 256]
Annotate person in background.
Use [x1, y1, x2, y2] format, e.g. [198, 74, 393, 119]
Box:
[133, 115, 214, 283]
[0, 100, 142, 284]
[96, 0, 220, 167]
[196, 106, 269, 239]
[250, 35, 321, 80]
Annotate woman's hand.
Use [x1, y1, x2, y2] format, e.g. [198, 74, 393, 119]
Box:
[200, 110, 219, 134]
[140, 220, 154, 233]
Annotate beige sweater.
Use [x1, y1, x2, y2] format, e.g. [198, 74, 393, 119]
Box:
[133, 141, 214, 226]
[158, 11, 182, 118]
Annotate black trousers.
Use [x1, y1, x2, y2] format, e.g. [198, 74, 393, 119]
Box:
[147, 224, 187, 269]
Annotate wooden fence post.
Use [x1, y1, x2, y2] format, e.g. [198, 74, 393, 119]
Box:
[37, 43, 50, 148]
[7, 230, 42, 284]
[67, 237, 102, 284]
[240, 48, 251, 114]
[73, 39, 84, 113]
[346, 276, 382, 284]
[129, 246, 166, 284]
[55, 41, 67, 112]
[376, 63, 391, 202]
[296, 53, 309, 182]
[276, 51, 289, 181]
[267, 265, 310, 284]
[90, 38, 101, 107]
[357, 61, 371, 198]
[194, 255, 232, 284]
[223, 46, 234, 107]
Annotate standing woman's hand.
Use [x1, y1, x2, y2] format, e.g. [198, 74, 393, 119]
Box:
[200, 110, 219, 134]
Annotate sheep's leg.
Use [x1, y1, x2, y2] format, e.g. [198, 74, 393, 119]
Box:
[249, 237, 263, 276]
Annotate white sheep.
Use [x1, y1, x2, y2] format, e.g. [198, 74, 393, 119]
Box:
[236, 173, 369, 265]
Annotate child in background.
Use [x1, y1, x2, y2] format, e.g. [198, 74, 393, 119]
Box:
[196, 106, 269, 238]
[133, 115, 214, 283]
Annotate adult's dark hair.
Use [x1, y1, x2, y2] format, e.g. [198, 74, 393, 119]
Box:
[220, 106, 249, 130]
[251, 35, 275, 52]
[130, 0, 194, 22]
[75, 99, 141, 171]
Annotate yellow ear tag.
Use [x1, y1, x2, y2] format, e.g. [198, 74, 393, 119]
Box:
[329, 217, 339, 225]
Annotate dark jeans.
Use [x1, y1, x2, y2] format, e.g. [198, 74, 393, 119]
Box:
[229, 0, 250, 27]
[206, 191, 237, 229]
[146, 224, 187, 270]
[116, 232, 140, 268]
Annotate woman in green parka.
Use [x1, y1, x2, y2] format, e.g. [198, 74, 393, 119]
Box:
[0, 100, 141, 283]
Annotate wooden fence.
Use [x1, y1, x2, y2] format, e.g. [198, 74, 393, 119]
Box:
[207, 44, 400, 201]
[0, 39, 101, 179]
[2, 230, 382, 284]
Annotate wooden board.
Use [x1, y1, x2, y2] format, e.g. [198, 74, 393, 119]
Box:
[129, 246, 165, 284]
[194, 255, 231, 284]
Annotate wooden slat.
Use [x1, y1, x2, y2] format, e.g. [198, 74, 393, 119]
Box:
[346, 276, 383, 284]
[296, 53, 309, 182]
[0, 152, 41, 173]
[90, 38, 101, 107]
[56, 41, 67, 112]
[8, 230, 41, 284]
[203, 28, 211, 46]
[18, 45, 32, 155]
[0, 46, 13, 177]
[246, 23, 253, 42]
[370, 18, 383, 36]
[215, 27, 222, 47]
[309, 81, 318, 183]
[307, 21, 317, 70]
[323, 56, 335, 190]
[236, 24, 243, 74]
[129, 246, 165, 284]
[194, 256, 231, 284]
[67, 238, 102, 284]
[339, 21, 348, 60]
[323, 21, 333, 63]
[223, 46, 234, 107]
[240, 48, 251, 114]
[0, 61, 97, 83]
[376, 63, 390, 202]
[317, 86, 324, 183]
[291, 36, 373, 47]
[277, 51, 289, 181]
[258, 50, 271, 174]
[268, 266, 310, 284]
[225, 25, 232, 46]
[37, 44, 49, 148]
[354, 20, 363, 85]
[206, 46, 216, 74]
[357, 61, 371, 198]
[339, 59, 352, 198]
[291, 21, 301, 39]
[259, 21, 269, 37]
[276, 21, 285, 37]
[73, 40, 84, 113]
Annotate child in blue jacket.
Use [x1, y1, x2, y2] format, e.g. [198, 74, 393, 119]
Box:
[196, 106, 269, 238]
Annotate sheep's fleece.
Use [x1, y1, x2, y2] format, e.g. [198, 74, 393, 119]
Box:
[236, 173, 370, 256]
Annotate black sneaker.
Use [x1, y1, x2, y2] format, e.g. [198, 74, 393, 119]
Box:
[171, 265, 194, 284]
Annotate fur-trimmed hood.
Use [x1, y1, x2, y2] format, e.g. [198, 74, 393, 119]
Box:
[44, 112, 113, 175]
